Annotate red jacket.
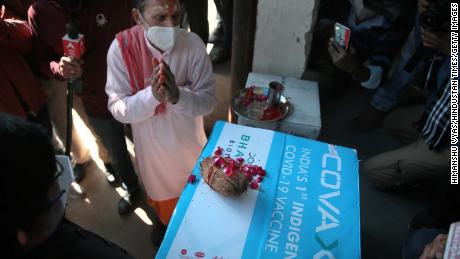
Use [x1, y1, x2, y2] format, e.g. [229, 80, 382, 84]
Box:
[0, 6, 47, 118]
[28, 0, 134, 118]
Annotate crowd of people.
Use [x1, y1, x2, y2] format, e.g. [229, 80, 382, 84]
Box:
[0, 0, 457, 258]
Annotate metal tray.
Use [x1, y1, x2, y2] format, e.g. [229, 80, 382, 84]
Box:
[232, 86, 291, 123]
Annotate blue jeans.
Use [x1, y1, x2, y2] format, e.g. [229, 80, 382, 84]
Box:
[371, 16, 426, 112]
[403, 228, 446, 259]
[88, 117, 139, 193]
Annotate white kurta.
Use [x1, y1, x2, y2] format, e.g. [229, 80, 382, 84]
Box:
[106, 30, 217, 201]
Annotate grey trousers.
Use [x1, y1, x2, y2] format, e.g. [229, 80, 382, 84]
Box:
[361, 105, 450, 188]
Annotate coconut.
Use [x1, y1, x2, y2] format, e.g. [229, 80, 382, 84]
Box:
[200, 157, 249, 197]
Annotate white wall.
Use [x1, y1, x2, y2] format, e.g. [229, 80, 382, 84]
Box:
[252, 0, 319, 78]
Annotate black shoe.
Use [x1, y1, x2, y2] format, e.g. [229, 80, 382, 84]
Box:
[210, 44, 231, 64]
[151, 223, 167, 247]
[73, 163, 87, 183]
[104, 163, 120, 187]
[348, 106, 387, 132]
[209, 21, 224, 44]
[118, 190, 138, 215]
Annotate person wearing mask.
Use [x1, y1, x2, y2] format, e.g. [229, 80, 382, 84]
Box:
[0, 113, 135, 259]
[106, 0, 216, 245]
[28, 0, 141, 214]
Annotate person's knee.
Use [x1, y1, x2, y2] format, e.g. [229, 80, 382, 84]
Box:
[382, 111, 400, 134]
[361, 157, 402, 189]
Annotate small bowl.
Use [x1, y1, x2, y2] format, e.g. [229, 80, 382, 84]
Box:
[232, 86, 291, 123]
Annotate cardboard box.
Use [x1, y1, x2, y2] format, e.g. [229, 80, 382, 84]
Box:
[157, 121, 360, 259]
[237, 72, 321, 139]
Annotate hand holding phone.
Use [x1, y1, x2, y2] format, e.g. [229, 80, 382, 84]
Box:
[334, 22, 351, 50]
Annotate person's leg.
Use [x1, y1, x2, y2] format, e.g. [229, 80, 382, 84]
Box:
[361, 138, 450, 189]
[147, 197, 179, 246]
[209, 13, 223, 43]
[72, 97, 118, 185]
[31, 105, 53, 140]
[42, 79, 91, 164]
[382, 105, 424, 145]
[72, 96, 110, 164]
[210, 0, 233, 64]
[87, 116, 139, 214]
[218, 0, 233, 48]
[182, 0, 209, 44]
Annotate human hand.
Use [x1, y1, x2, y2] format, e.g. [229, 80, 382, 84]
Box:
[421, 29, 450, 55]
[419, 234, 447, 259]
[59, 56, 83, 79]
[151, 58, 179, 104]
[418, 0, 431, 14]
[328, 38, 359, 73]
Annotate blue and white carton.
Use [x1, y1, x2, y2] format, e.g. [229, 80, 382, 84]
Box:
[157, 121, 360, 259]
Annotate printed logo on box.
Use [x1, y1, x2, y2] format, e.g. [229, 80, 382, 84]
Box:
[194, 251, 205, 258]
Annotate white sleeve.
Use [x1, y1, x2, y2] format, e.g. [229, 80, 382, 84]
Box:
[168, 38, 217, 117]
[361, 65, 383, 90]
[106, 39, 161, 124]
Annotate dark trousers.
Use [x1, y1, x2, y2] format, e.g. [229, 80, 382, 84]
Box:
[28, 106, 53, 140]
[181, 0, 209, 44]
[214, 0, 233, 47]
[88, 116, 139, 193]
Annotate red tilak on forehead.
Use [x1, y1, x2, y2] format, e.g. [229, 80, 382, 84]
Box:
[159, 0, 178, 14]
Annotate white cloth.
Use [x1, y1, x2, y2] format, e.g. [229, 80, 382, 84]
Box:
[106, 30, 217, 201]
[361, 65, 383, 89]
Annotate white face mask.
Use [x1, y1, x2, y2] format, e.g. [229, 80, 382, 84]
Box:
[138, 10, 177, 53]
[348, 0, 376, 20]
[146, 26, 177, 53]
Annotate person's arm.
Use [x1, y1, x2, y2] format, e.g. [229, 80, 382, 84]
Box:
[0, 6, 32, 54]
[106, 40, 162, 124]
[327, 41, 373, 83]
[168, 36, 217, 117]
[27, 3, 63, 79]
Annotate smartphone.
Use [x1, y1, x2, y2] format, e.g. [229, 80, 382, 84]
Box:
[334, 22, 351, 50]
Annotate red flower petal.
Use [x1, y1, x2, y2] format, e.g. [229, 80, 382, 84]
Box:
[258, 169, 266, 176]
[223, 158, 239, 177]
[235, 157, 244, 164]
[248, 166, 257, 177]
[214, 157, 225, 168]
[249, 181, 259, 190]
[223, 166, 233, 176]
[248, 86, 255, 97]
[255, 176, 263, 183]
[188, 175, 196, 183]
[214, 146, 223, 157]
[257, 95, 268, 102]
